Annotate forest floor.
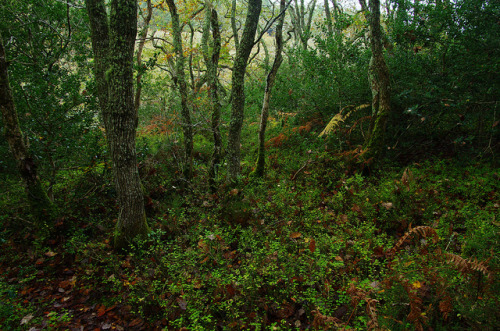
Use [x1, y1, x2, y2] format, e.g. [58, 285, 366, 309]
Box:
[1, 131, 499, 330]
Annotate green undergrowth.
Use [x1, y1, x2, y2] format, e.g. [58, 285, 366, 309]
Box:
[0, 140, 498, 330]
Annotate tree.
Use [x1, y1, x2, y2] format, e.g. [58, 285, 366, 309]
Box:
[227, 0, 262, 183]
[360, 0, 391, 165]
[0, 31, 57, 231]
[0, 0, 96, 200]
[290, 0, 317, 50]
[165, 0, 194, 180]
[86, 0, 149, 250]
[253, 0, 287, 177]
[201, 2, 222, 190]
[135, 0, 153, 113]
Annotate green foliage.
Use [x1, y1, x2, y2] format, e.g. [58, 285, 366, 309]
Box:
[0, 0, 498, 329]
[385, 0, 500, 160]
[0, 0, 97, 185]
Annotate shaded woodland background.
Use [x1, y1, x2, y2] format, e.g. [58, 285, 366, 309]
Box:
[1, 0, 499, 329]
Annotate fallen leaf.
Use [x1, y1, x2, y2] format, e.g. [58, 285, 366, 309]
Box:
[412, 281, 422, 289]
[97, 305, 107, 317]
[198, 240, 209, 253]
[128, 318, 143, 327]
[381, 202, 393, 210]
[20, 313, 34, 325]
[289, 232, 302, 239]
[177, 298, 187, 310]
[44, 251, 57, 257]
[309, 239, 316, 253]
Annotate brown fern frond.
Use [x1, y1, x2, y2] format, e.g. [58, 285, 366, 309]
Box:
[387, 226, 439, 258]
[444, 252, 492, 279]
[438, 296, 453, 321]
[400, 167, 414, 190]
[407, 291, 425, 331]
[346, 283, 380, 330]
[365, 297, 380, 330]
[311, 309, 343, 330]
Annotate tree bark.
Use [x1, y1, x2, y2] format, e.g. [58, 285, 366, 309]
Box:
[134, 0, 153, 114]
[324, 0, 334, 36]
[202, 4, 222, 190]
[227, 0, 262, 183]
[165, 0, 194, 180]
[290, 0, 316, 50]
[253, 0, 286, 178]
[86, 0, 149, 250]
[0, 32, 57, 230]
[231, 0, 240, 50]
[360, 0, 391, 164]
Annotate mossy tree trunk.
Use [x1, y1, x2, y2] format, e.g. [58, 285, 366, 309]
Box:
[227, 0, 262, 183]
[253, 0, 286, 178]
[0, 32, 57, 231]
[231, 0, 240, 49]
[324, 0, 334, 36]
[360, 0, 391, 164]
[201, 3, 222, 190]
[134, 0, 152, 113]
[165, 0, 194, 180]
[86, 0, 149, 251]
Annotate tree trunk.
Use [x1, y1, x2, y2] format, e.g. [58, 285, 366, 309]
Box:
[86, 0, 149, 250]
[324, 0, 334, 36]
[166, 0, 194, 180]
[360, 0, 391, 164]
[290, 0, 316, 50]
[0, 32, 57, 230]
[231, 0, 240, 50]
[134, 0, 152, 114]
[253, 0, 286, 177]
[227, 0, 262, 183]
[202, 4, 222, 190]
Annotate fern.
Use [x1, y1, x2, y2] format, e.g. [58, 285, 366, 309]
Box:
[386, 226, 439, 257]
[311, 309, 343, 330]
[347, 283, 380, 330]
[444, 252, 492, 279]
[319, 104, 369, 137]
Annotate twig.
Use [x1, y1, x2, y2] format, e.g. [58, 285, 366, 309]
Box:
[291, 158, 312, 180]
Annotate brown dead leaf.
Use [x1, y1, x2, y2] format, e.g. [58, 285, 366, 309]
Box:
[20, 313, 34, 325]
[44, 251, 57, 257]
[97, 305, 107, 317]
[309, 239, 316, 253]
[128, 318, 144, 327]
[290, 232, 302, 239]
[381, 202, 394, 210]
[198, 240, 209, 253]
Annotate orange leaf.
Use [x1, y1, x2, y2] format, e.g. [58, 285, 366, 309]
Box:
[309, 239, 316, 253]
[290, 232, 302, 239]
[129, 318, 144, 327]
[97, 305, 106, 317]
